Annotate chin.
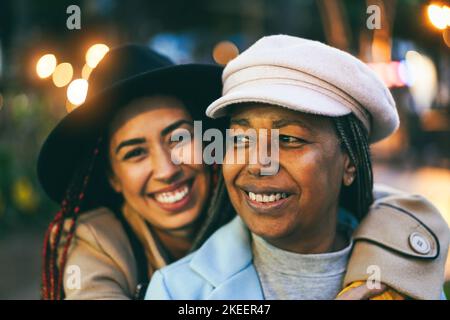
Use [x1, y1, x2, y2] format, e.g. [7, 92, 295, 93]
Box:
[242, 212, 294, 240]
[160, 208, 202, 231]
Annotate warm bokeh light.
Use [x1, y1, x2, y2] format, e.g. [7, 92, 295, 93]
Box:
[213, 41, 239, 65]
[444, 28, 450, 48]
[65, 99, 78, 113]
[52, 62, 73, 87]
[85, 43, 110, 68]
[81, 64, 93, 80]
[427, 4, 448, 30]
[36, 54, 57, 79]
[67, 79, 89, 106]
[405, 50, 438, 113]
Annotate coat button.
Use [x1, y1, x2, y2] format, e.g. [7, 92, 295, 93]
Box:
[409, 232, 431, 255]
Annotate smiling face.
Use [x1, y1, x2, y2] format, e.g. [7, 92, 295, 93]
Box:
[108, 96, 210, 233]
[223, 104, 356, 253]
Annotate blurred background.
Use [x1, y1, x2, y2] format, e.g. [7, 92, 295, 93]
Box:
[0, 0, 449, 299]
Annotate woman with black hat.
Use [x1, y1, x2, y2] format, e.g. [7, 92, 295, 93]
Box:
[38, 43, 448, 300]
[38, 44, 232, 299]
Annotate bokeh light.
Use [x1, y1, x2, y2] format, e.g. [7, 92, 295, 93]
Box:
[85, 43, 110, 68]
[12, 177, 38, 213]
[67, 79, 89, 106]
[36, 54, 57, 79]
[212, 41, 239, 65]
[52, 62, 73, 87]
[427, 4, 448, 30]
[405, 50, 438, 113]
[81, 64, 93, 80]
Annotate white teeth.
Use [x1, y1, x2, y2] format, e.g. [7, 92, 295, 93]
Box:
[154, 185, 189, 204]
[248, 192, 288, 203]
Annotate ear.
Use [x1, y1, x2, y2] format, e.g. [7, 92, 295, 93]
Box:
[342, 153, 356, 187]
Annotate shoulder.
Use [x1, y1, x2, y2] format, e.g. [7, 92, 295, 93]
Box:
[66, 207, 136, 277]
[63, 207, 138, 299]
[74, 207, 130, 251]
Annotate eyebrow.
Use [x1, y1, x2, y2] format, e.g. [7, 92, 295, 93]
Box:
[160, 119, 193, 137]
[272, 119, 313, 131]
[230, 118, 250, 126]
[231, 118, 313, 132]
[115, 138, 146, 154]
[114, 119, 193, 154]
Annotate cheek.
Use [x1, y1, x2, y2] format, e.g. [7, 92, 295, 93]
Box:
[114, 163, 149, 195]
[282, 146, 344, 197]
[187, 163, 210, 196]
[222, 163, 240, 190]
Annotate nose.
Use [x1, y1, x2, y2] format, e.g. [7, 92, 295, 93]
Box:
[152, 146, 183, 184]
[247, 131, 280, 177]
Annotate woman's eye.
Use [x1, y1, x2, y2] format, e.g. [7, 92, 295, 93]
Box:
[232, 135, 251, 147]
[123, 147, 146, 160]
[279, 135, 306, 145]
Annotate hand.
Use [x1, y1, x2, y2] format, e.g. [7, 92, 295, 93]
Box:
[336, 282, 388, 300]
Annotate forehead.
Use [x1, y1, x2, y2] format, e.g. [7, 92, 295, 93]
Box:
[229, 103, 334, 131]
[109, 96, 192, 138]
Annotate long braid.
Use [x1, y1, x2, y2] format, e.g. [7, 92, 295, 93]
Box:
[41, 137, 102, 300]
[333, 114, 374, 221]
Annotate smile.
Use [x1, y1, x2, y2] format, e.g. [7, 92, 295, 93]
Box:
[247, 191, 288, 203]
[240, 186, 294, 213]
[148, 178, 195, 212]
[154, 184, 190, 204]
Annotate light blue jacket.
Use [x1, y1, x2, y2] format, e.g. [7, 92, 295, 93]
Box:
[145, 210, 358, 300]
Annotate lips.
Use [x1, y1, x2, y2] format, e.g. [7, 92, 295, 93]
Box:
[248, 191, 288, 203]
[239, 184, 295, 213]
[147, 178, 195, 212]
[154, 184, 190, 204]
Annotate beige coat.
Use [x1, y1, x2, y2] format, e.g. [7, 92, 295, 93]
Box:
[62, 184, 449, 300]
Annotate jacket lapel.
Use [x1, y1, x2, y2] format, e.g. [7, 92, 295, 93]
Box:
[189, 216, 264, 299]
[207, 265, 264, 300]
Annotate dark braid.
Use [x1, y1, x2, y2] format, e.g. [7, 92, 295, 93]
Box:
[333, 114, 374, 221]
[41, 137, 102, 300]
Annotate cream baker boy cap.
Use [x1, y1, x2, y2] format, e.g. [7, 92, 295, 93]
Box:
[206, 34, 400, 143]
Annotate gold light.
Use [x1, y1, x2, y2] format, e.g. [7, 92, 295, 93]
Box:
[427, 4, 448, 30]
[212, 41, 239, 66]
[36, 54, 57, 79]
[67, 79, 89, 106]
[52, 62, 74, 87]
[81, 64, 93, 80]
[85, 44, 110, 68]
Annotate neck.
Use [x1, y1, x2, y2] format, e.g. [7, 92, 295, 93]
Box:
[264, 208, 347, 254]
[152, 222, 199, 260]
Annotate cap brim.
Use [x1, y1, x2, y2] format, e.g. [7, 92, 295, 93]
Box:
[206, 83, 351, 119]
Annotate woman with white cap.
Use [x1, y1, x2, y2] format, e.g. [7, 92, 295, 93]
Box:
[145, 35, 449, 300]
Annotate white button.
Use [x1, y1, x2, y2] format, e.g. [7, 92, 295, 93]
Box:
[409, 232, 431, 254]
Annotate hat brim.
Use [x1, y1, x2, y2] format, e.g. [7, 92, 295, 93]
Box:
[38, 64, 224, 204]
[207, 82, 351, 119]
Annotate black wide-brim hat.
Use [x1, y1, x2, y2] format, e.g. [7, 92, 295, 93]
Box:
[37, 44, 225, 205]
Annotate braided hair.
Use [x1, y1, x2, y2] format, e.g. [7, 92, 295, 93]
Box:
[333, 114, 374, 220]
[41, 137, 106, 300]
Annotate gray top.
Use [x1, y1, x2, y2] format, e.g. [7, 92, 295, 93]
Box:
[252, 225, 353, 300]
